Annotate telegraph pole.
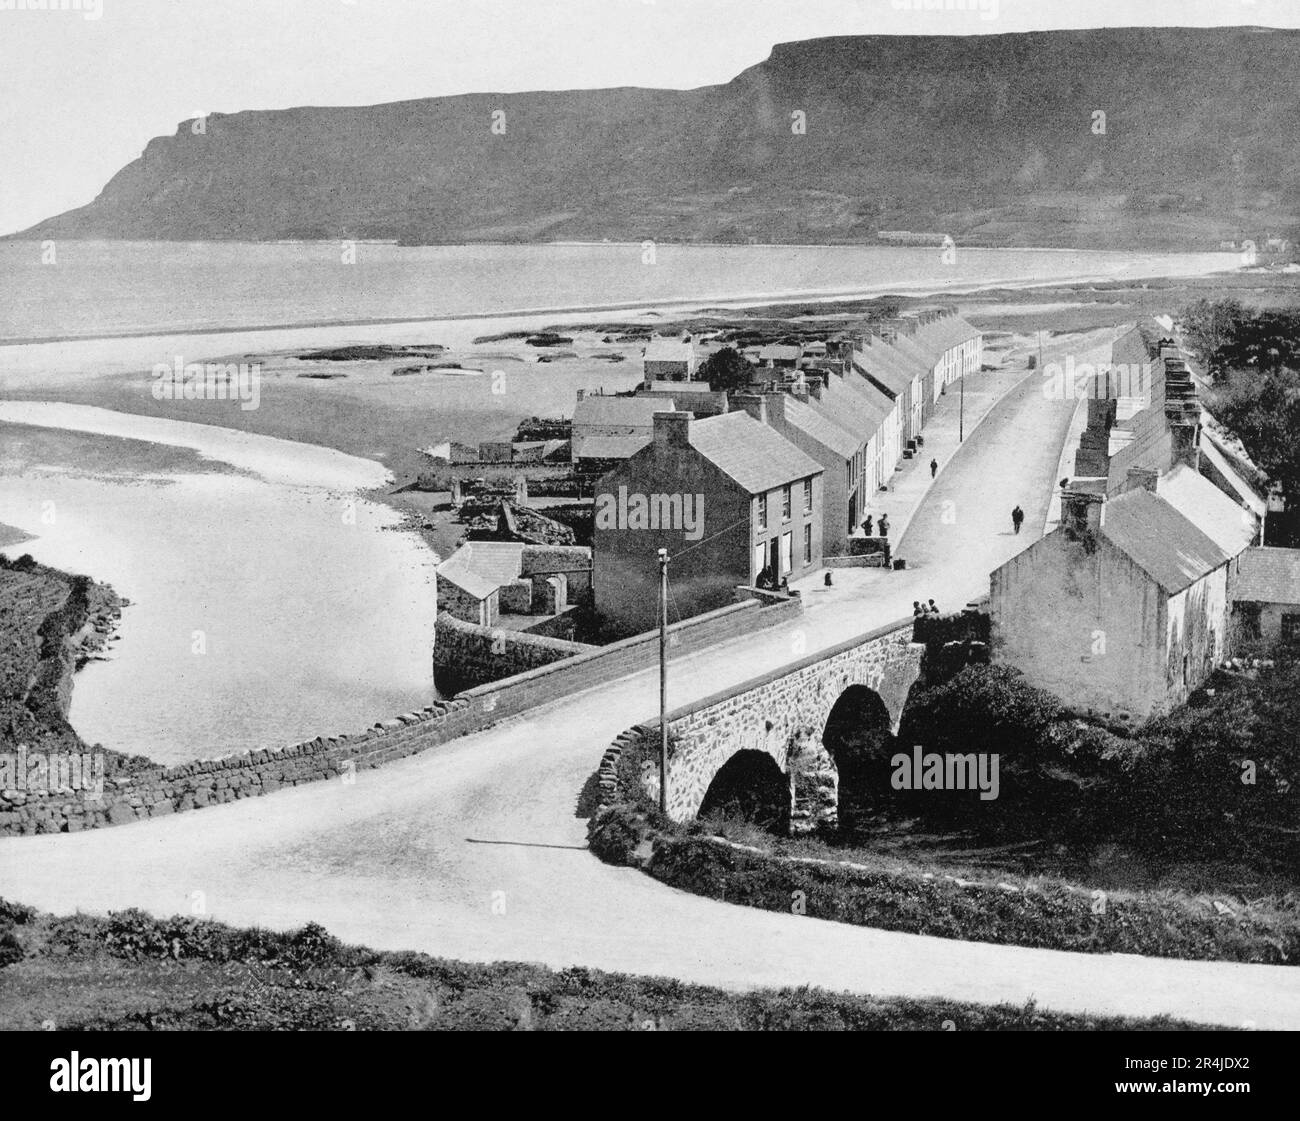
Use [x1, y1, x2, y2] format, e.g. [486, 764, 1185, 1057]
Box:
[657, 548, 669, 815]
[959, 363, 965, 443]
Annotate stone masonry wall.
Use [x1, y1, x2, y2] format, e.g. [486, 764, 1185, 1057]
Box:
[0, 696, 490, 836]
[2, 590, 802, 835]
[433, 611, 595, 691]
[605, 618, 923, 833]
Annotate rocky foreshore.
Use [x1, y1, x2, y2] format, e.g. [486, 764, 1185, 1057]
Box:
[0, 554, 133, 756]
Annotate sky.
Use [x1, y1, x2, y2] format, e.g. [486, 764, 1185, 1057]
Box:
[0, 0, 1296, 235]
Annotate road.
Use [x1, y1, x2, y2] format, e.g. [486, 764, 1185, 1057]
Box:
[4, 330, 1297, 1029]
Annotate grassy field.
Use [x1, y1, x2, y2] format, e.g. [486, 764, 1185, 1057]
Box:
[0, 900, 1217, 1031]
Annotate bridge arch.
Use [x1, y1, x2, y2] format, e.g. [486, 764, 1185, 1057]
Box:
[822, 683, 896, 830]
[634, 620, 925, 835]
[697, 749, 791, 833]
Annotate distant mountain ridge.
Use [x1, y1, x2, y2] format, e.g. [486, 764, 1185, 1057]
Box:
[16, 27, 1300, 249]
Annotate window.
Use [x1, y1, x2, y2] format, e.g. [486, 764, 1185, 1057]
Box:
[803, 523, 812, 564]
[803, 478, 813, 514]
[780, 532, 792, 575]
[782, 485, 792, 521]
[757, 493, 767, 531]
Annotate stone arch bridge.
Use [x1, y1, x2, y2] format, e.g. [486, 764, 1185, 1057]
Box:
[628, 619, 924, 834]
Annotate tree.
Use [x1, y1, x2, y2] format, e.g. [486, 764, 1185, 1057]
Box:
[1213, 366, 1300, 504]
[1179, 297, 1245, 375]
[698, 346, 753, 393]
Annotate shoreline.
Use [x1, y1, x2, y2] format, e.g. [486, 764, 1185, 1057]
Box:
[0, 265, 1242, 350]
[0, 554, 130, 753]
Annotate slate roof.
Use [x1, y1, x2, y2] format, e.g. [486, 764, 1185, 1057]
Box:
[1101, 488, 1233, 593]
[573, 395, 674, 427]
[688, 411, 823, 494]
[1156, 464, 1258, 557]
[912, 312, 982, 354]
[1200, 433, 1267, 517]
[572, 433, 652, 460]
[854, 340, 923, 397]
[643, 340, 695, 364]
[759, 344, 803, 363]
[1110, 323, 1158, 369]
[1234, 547, 1300, 604]
[436, 542, 525, 600]
[780, 395, 861, 459]
[814, 370, 892, 434]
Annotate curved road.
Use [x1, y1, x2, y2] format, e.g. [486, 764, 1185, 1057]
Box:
[4, 332, 1297, 1029]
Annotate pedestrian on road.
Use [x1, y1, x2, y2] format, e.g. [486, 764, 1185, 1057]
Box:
[862, 514, 874, 537]
[824, 571, 833, 587]
[930, 458, 938, 479]
[878, 514, 890, 538]
[1011, 505, 1024, 534]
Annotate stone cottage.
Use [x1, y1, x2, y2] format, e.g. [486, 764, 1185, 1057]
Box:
[593, 410, 823, 637]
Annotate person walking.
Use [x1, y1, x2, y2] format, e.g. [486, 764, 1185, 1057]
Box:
[930, 457, 938, 479]
[1011, 505, 1024, 534]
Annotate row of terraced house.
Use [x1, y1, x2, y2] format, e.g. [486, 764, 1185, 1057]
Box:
[590, 308, 983, 635]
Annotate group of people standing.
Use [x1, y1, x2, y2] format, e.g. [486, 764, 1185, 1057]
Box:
[913, 599, 941, 616]
[860, 513, 889, 539]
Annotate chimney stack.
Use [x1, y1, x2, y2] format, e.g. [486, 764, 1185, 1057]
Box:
[1062, 488, 1105, 550]
[1125, 466, 1160, 493]
[654, 410, 694, 450]
[1162, 357, 1201, 469]
[732, 394, 768, 425]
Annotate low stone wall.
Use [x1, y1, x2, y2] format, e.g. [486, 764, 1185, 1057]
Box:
[433, 611, 594, 692]
[1, 588, 802, 835]
[453, 594, 804, 727]
[0, 697, 492, 836]
[823, 554, 888, 569]
[735, 585, 799, 606]
[519, 606, 583, 640]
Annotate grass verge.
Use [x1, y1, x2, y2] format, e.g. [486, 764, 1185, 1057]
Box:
[0, 898, 1214, 1031]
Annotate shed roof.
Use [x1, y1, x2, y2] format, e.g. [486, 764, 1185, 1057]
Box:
[1234, 547, 1300, 605]
[436, 542, 525, 600]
